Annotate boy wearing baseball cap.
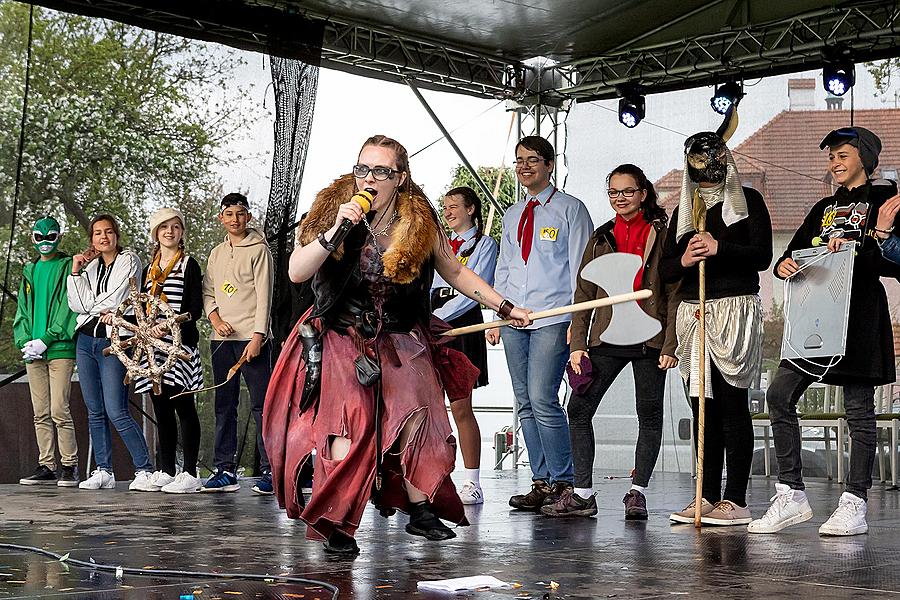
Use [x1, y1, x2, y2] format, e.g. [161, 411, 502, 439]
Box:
[749, 127, 900, 536]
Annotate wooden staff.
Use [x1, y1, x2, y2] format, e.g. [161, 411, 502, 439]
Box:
[693, 190, 708, 529]
[443, 289, 651, 337]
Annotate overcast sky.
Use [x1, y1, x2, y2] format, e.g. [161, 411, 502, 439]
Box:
[218, 52, 900, 227]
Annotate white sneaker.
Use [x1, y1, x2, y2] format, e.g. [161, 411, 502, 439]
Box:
[459, 480, 484, 505]
[819, 492, 868, 536]
[748, 483, 813, 533]
[148, 471, 175, 491]
[79, 469, 115, 490]
[162, 472, 203, 494]
[128, 470, 157, 492]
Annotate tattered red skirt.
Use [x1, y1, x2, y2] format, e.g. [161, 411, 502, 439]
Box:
[263, 318, 476, 541]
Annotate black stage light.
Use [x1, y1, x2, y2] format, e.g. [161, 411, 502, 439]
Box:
[823, 58, 855, 96]
[618, 92, 645, 128]
[710, 81, 743, 114]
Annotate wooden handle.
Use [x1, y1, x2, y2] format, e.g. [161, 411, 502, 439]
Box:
[443, 289, 652, 337]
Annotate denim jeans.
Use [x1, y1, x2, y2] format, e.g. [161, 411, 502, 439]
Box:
[879, 233, 900, 265]
[568, 352, 665, 488]
[76, 334, 153, 473]
[211, 340, 272, 473]
[501, 322, 572, 483]
[767, 365, 875, 500]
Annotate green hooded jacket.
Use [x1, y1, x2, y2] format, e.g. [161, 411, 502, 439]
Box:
[13, 254, 78, 361]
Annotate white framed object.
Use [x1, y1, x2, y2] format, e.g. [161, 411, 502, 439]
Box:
[781, 242, 856, 361]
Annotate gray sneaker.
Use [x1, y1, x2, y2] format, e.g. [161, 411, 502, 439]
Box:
[701, 500, 752, 526]
[670, 497, 714, 524]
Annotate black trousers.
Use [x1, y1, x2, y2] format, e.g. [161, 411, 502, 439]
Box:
[691, 362, 753, 506]
[767, 365, 875, 501]
[211, 340, 272, 473]
[568, 351, 666, 489]
[150, 383, 201, 476]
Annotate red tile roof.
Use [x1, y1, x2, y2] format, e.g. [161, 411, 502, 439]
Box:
[655, 108, 900, 231]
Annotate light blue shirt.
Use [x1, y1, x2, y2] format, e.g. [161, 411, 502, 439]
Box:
[431, 226, 498, 322]
[494, 184, 594, 329]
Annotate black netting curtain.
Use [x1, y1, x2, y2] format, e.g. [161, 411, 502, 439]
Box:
[264, 55, 319, 347]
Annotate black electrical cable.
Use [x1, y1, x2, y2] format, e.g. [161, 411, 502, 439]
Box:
[0, 543, 340, 599]
[0, 5, 34, 333]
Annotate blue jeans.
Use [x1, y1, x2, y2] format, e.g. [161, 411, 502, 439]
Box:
[501, 322, 573, 483]
[76, 334, 153, 472]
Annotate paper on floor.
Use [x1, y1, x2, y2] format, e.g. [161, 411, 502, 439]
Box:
[417, 575, 512, 593]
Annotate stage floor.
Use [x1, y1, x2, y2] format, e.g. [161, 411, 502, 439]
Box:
[1, 471, 899, 599]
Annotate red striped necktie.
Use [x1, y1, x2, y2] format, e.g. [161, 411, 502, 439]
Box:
[449, 236, 465, 255]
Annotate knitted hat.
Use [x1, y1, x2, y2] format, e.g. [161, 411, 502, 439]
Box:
[149, 207, 185, 242]
[819, 126, 882, 176]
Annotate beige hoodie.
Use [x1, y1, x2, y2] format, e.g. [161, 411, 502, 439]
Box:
[202, 228, 273, 341]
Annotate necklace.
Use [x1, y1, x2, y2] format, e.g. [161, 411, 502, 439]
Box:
[361, 209, 399, 257]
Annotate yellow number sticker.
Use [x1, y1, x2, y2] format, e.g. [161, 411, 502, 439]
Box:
[221, 280, 237, 297]
[539, 227, 559, 241]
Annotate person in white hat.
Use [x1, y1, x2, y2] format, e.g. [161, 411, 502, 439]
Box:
[133, 207, 205, 494]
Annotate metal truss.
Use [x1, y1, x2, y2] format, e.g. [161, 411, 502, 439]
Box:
[319, 19, 524, 99]
[551, 1, 900, 101]
[30, 0, 526, 99]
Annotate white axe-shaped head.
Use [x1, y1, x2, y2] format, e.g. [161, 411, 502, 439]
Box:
[580, 253, 661, 346]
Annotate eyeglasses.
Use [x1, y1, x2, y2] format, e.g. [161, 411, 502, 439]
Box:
[514, 156, 546, 167]
[352, 164, 400, 181]
[32, 232, 59, 243]
[607, 188, 641, 199]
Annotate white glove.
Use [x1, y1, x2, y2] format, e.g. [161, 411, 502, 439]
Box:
[23, 339, 48, 358]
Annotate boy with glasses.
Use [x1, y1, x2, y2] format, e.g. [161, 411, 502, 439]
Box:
[14, 216, 80, 487]
[490, 135, 593, 511]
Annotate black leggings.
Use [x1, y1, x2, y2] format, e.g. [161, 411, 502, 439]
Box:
[150, 383, 201, 476]
[691, 363, 753, 506]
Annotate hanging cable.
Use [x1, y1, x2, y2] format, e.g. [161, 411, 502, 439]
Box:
[0, 543, 340, 599]
[0, 5, 34, 332]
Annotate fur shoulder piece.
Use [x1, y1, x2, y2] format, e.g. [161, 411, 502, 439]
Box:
[299, 173, 439, 284]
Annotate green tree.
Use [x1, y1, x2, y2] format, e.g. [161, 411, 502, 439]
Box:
[0, 4, 259, 372]
[867, 59, 900, 95]
[445, 165, 516, 245]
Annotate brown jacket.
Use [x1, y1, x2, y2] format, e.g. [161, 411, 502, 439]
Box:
[569, 217, 679, 356]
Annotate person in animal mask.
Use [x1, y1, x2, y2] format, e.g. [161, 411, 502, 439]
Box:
[660, 109, 773, 527]
[14, 216, 80, 487]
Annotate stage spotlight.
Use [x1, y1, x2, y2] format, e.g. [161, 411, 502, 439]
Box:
[618, 92, 645, 128]
[823, 59, 855, 96]
[710, 81, 743, 114]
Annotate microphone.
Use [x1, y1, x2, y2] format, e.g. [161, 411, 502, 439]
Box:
[330, 188, 376, 248]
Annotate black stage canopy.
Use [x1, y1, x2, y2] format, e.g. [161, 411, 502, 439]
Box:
[24, 0, 900, 100]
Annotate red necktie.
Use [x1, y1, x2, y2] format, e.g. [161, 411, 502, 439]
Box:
[517, 198, 540, 264]
[449, 236, 464, 255]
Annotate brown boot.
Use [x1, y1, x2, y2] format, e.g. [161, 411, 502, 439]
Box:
[509, 480, 551, 510]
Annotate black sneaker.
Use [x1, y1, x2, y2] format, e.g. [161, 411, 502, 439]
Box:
[323, 530, 360, 556]
[406, 500, 456, 541]
[19, 465, 57, 485]
[544, 481, 574, 506]
[540, 488, 598, 518]
[623, 489, 648, 520]
[509, 480, 551, 511]
[57, 465, 79, 487]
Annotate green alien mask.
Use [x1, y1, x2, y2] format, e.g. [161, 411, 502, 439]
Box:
[32, 216, 61, 256]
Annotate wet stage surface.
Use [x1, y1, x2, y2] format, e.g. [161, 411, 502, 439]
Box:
[1, 471, 899, 599]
